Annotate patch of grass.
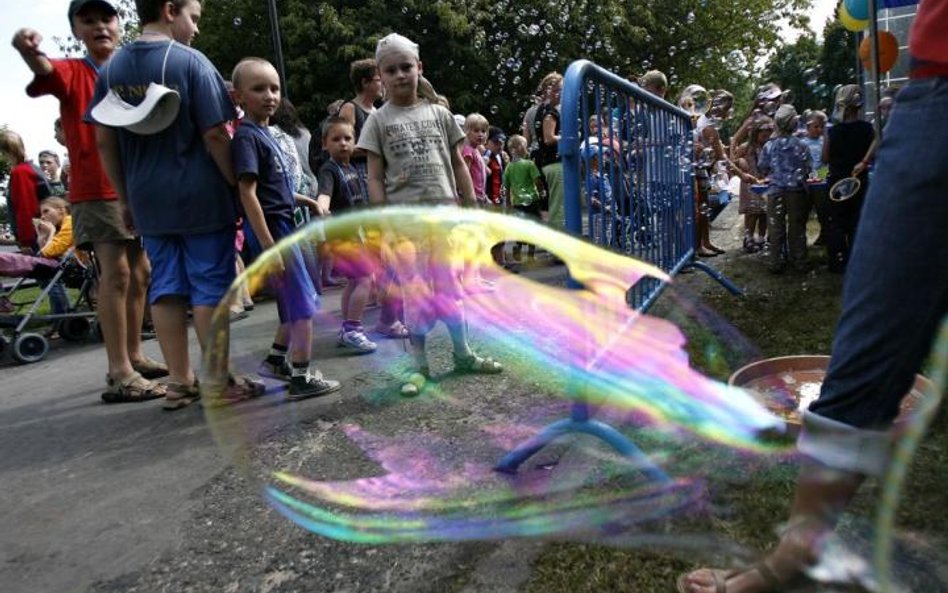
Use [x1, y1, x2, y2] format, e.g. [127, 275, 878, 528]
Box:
[525, 251, 947, 592]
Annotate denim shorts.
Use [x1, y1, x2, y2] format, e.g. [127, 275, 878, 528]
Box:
[144, 228, 237, 307]
[243, 216, 318, 324]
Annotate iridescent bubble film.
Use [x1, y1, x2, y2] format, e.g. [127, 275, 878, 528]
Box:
[201, 207, 944, 589]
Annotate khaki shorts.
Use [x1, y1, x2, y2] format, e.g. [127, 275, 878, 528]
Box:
[71, 199, 137, 248]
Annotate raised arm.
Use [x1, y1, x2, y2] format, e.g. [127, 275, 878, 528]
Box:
[11, 28, 53, 76]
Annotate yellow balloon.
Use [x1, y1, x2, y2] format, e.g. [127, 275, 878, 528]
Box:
[839, 3, 869, 32]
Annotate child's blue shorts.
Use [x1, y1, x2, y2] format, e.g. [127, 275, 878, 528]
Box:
[244, 216, 318, 323]
[144, 228, 236, 307]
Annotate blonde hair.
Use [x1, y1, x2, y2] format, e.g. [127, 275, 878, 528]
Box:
[0, 129, 26, 163]
[41, 196, 70, 213]
[507, 134, 528, 157]
[231, 57, 276, 90]
[537, 72, 563, 102]
[464, 113, 489, 133]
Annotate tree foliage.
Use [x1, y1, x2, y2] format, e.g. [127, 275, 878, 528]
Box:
[51, 0, 816, 133]
[194, 0, 812, 132]
[761, 34, 822, 112]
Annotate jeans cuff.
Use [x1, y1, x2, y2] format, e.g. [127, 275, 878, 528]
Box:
[797, 410, 891, 476]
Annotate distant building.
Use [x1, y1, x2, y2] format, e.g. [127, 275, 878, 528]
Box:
[863, 3, 916, 115]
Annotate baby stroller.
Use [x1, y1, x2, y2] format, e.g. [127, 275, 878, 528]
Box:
[0, 248, 99, 364]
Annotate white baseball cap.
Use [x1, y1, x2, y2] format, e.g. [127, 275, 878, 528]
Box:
[90, 41, 181, 135]
[91, 83, 181, 135]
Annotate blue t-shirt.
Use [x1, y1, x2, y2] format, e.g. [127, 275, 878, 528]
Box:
[85, 40, 237, 236]
[758, 135, 811, 191]
[231, 120, 295, 222]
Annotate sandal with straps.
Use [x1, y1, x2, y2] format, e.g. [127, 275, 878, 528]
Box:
[453, 353, 503, 375]
[200, 374, 266, 408]
[675, 560, 815, 593]
[162, 381, 201, 411]
[373, 321, 410, 339]
[101, 372, 167, 403]
[399, 366, 430, 398]
[131, 356, 170, 380]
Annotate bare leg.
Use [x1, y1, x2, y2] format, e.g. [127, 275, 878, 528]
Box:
[679, 462, 863, 593]
[92, 241, 135, 381]
[125, 242, 150, 364]
[344, 276, 372, 325]
[286, 318, 312, 365]
[150, 296, 194, 385]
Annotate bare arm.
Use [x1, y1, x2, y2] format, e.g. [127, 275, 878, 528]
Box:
[237, 178, 275, 249]
[366, 152, 386, 206]
[202, 124, 235, 185]
[296, 193, 330, 216]
[11, 28, 53, 76]
[451, 144, 476, 207]
[542, 113, 558, 146]
[729, 116, 754, 157]
[95, 126, 127, 200]
[852, 135, 879, 177]
[337, 102, 355, 126]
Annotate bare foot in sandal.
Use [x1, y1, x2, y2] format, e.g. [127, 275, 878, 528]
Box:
[453, 352, 503, 374]
[162, 381, 200, 411]
[373, 321, 410, 339]
[101, 372, 167, 404]
[677, 520, 824, 593]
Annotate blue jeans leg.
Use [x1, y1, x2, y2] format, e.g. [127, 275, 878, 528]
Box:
[809, 77, 948, 430]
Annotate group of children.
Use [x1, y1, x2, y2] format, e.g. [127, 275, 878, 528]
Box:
[12, 0, 513, 407]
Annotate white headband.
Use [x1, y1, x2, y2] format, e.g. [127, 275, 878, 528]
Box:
[375, 33, 419, 64]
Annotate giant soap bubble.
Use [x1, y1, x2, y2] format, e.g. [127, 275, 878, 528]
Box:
[200, 207, 945, 590]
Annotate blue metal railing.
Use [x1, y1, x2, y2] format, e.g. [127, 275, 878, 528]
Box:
[496, 60, 742, 475]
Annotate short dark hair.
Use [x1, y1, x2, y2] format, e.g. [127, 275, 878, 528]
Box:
[349, 59, 378, 92]
[321, 116, 353, 140]
[134, 0, 195, 26]
[270, 98, 304, 138]
[38, 150, 61, 166]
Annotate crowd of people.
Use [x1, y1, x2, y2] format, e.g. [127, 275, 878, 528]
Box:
[4, 0, 948, 591]
[0, 0, 904, 405]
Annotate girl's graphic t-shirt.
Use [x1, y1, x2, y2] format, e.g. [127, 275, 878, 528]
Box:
[357, 101, 464, 204]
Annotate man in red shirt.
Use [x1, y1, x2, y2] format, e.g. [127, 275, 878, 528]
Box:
[12, 0, 167, 402]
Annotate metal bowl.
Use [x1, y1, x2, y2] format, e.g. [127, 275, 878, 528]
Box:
[729, 355, 933, 436]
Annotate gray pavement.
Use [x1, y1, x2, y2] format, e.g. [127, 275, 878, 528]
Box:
[0, 261, 578, 593]
[0, 205, 752, 593]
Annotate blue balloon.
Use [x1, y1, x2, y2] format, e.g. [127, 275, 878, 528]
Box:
[845, 0, 870, 21]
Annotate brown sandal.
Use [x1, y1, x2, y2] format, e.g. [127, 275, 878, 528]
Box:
[202, 374, 266, 408]
[132, 356, 170, 380]
[162, 381, 201, 411]
[101, 372, 167, 403]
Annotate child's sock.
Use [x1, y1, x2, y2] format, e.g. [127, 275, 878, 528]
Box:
[266, 343, 288, 365]
[290, 361, 310, 386]
[342, 320, 364, 333]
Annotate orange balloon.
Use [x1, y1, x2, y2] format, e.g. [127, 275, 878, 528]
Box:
[859, 31, 899, 74]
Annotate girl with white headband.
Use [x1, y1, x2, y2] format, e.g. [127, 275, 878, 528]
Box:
[357, 33, 504, 397]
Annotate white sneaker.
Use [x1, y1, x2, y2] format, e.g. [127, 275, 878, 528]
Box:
[337, 329, 377, 354]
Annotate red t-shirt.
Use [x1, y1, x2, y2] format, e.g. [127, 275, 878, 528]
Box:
[8, 162, 42, 248]
[909, 0, 948, 66]
[26, 58, 117, 203]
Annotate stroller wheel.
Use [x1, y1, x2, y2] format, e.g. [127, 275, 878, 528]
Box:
[12, 333, 49, 364]
[59, 317, 93, 342]
[0, 335, 8, 359]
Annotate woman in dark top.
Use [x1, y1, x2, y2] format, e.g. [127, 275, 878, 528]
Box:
[822, 84, 876, 273]
[532, 72, 564, 230]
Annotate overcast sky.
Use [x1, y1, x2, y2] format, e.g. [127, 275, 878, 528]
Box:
[2, 0, 838, 162]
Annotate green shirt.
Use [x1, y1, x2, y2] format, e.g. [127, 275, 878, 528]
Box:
[502, 158, 541, 206]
